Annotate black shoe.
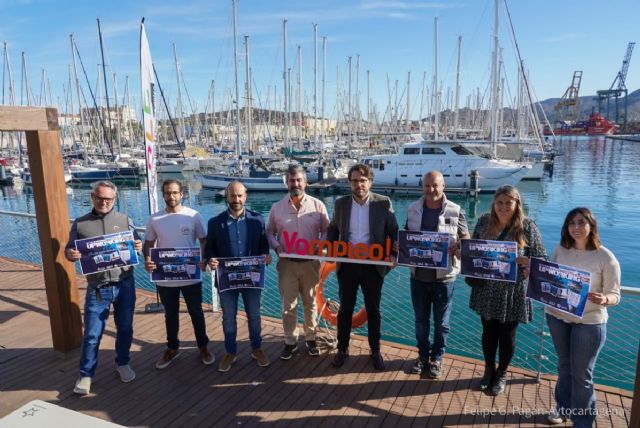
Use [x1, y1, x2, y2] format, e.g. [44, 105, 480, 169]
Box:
[280, 344, 298, 360]
[371, 351, 386, 371]
[427, 360, 442, 379]
[306, 340, 320, 356]
[479, 364, 495, 391]
[410, 358, 427, 375]
[332, 350, 348, 368]
[488, 369, 507, 396]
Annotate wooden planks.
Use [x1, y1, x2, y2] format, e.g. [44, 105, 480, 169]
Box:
[0, 106, 59, 131]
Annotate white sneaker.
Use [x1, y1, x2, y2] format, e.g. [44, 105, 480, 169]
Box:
[74, 376, 92, 395]
[117, 364, 136, 383]
[547, 409, 566, 425]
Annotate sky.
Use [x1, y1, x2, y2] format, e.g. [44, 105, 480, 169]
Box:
[0, 0, 638, 121]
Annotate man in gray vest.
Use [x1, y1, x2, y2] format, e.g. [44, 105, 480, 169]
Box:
[405, 171, 469, 378]
[65, 181, 143, 395]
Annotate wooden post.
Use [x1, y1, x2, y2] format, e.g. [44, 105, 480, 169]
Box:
[0, 106, 82, 353]
[631, 343, 640, 428]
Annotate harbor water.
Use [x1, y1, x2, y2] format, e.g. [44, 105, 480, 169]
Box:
[0, 136, 638, 390]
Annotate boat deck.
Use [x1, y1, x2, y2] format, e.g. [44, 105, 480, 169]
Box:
[0, 257, 633, 427]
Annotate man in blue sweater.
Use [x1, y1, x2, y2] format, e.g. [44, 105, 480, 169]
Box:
[203, 181, 272, 372]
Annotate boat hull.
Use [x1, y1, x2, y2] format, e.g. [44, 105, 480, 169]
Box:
[199, 173, 286, 191]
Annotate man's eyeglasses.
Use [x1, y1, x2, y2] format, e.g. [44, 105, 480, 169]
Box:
[163, 191, 182, 196]
[92, 194, 116, 203]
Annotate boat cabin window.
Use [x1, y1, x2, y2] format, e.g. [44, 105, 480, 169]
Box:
[421, 147, 446, 155]
[451, 145, 474, 155]
[403, 147, 421, 155]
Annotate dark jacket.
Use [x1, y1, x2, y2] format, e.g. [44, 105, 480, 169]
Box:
[327, 192, 399, 277]
[203, 209, 269, 260]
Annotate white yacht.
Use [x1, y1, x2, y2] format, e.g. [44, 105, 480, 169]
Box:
[361, 141, 531, 193]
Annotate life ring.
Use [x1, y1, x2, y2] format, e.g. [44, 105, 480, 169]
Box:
[315, 261, 368, 328]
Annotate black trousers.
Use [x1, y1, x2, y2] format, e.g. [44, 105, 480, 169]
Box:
[481, 317, 519, 371]
[336, 263, 384, 352]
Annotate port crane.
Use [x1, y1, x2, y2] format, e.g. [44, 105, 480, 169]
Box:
[596, 42, 635, 130]
[554, 71, 582, 122]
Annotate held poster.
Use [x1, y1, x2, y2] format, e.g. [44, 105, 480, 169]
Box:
[526, 258, 591, 317]
[150, 247, 201, 282]
[75, 231, 139, 275]
[460, 239, 517, 282]
[397, 230, 450, 269]
[216, 256, 266, 293]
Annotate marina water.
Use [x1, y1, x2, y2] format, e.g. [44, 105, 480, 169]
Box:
[0, 136, 638, 390]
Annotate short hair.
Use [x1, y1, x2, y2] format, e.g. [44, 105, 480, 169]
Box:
[286, 164, 306, 180]
[91, 180, 117, 194]
[162, 179, 183, 193]
[226, 181, 247, 194]
[348, 163, 373, 181]
[560, 207, 601, 250]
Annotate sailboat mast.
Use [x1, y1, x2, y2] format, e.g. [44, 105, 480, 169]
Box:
[453, 35, 462, 140]
[231, 0, 242, 172]
[244, 35, 252, 153]
[70, 34, 86, 153]
[321, 36, 326, 149]
[283, 19, 289, 152]
[97, 18, 113, 154]
[313, 23, 318, 149]
[433, 17, 439, 141]
[172, 42, 184, 144]
[490, 0, 500, 154]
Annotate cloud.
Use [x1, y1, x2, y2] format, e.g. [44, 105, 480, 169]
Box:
[542, 33, 587, 43]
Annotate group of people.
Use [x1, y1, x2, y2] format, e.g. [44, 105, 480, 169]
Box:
[65, 164, 620, 428]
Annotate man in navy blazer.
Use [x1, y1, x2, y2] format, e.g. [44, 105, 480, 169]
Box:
[203, 181, 272, 372]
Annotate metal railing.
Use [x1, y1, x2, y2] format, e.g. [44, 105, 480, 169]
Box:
[1, 209, 638, 391]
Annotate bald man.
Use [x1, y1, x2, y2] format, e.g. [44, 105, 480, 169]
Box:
[405, 171, 470, 379]
[204, 181, 272, 372]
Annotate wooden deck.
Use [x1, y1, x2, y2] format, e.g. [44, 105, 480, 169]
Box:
[0, 257, 633, 427]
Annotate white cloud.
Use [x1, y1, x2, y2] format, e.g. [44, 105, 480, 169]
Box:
[543, 33, 587, 43]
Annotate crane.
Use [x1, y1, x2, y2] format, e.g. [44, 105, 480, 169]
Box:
[554, 71, 583, 122]
[596, 42, 635, 130]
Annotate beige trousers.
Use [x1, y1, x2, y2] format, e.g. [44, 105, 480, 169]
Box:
[276, 258, 320, 345]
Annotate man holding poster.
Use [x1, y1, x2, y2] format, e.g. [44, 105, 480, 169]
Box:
[64, 181, 143, 395]
[144, 179, 212, 370]
[204, 181, 272, 372]
[404, 171, 469, 379]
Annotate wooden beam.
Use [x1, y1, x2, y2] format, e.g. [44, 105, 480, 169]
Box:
[0, 106, 59, 131]
[631, 343, 640, 428]
[26, 130, 82, 353]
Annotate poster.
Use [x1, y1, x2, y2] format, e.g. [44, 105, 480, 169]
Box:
[397, 230, 450, 269]
[216, 256, 266, 292]
[460, 239, 517, 282]
[75, 231, 139, 275]
[526, 258, 591, 317]
[150, 247, 201, 282]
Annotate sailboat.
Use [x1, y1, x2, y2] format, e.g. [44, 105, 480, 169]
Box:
[198, 0, 285, 192]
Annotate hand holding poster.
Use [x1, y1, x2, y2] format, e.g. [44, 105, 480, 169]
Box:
[75, 231, 139, 275]
[526, 258, 591, 317]
[397, 230, 450, 269]
[150, 247, 201, 282]
[216, 256, 266, 293]
[460, 239, 517, 282]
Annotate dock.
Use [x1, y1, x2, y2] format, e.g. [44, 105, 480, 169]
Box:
[0, 256, 633, 427]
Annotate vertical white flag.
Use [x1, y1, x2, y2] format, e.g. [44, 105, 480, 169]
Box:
[140, 19, 158, 214]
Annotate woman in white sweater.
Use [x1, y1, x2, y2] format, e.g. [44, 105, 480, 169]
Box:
[546, 207, 621, 427]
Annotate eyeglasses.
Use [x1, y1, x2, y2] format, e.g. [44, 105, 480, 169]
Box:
[92, 194, 116, 203]
[163, 191, 182, 196]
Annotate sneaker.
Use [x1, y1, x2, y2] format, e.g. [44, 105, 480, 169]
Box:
[410, 358, 427, 375]
[116, 364, 136, 383]
[251, 348, 271, 367]
[73, 376, 92, 395]
[332, 350, 348, 368]
[280, 344, 298, 360]
[547, 409, 566, 425]
[305, 340, 320, 356]
[218, 354, 237, 372]
[155, 348, 180, 369]
[371, 351, 386, 371]
[427, 360, 442, 379]
[199, 346, 215, 365]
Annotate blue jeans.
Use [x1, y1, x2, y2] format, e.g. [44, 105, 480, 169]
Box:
[79, 276, 136, 378]
[219, 288, 262, 354]
[410, 278, 454, 362]
[546, 313, 607, 428]
[158, 282, 209, 350]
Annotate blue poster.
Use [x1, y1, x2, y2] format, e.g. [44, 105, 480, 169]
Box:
[397, 230, 450, 269]
[460, 239, 517, 282]
[75, 231, 139, 275]
[216, 256, 266, 293]
[150, 247, 201, 282]
[527, 258, 591, 317]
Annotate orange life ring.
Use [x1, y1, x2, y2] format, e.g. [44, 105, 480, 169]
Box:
[315, 261, 368, 328]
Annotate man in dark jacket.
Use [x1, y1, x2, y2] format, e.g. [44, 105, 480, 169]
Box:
[204, 181, 272, 372]
[327, 164, 398, 370]
[65, 181, 143, 395]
